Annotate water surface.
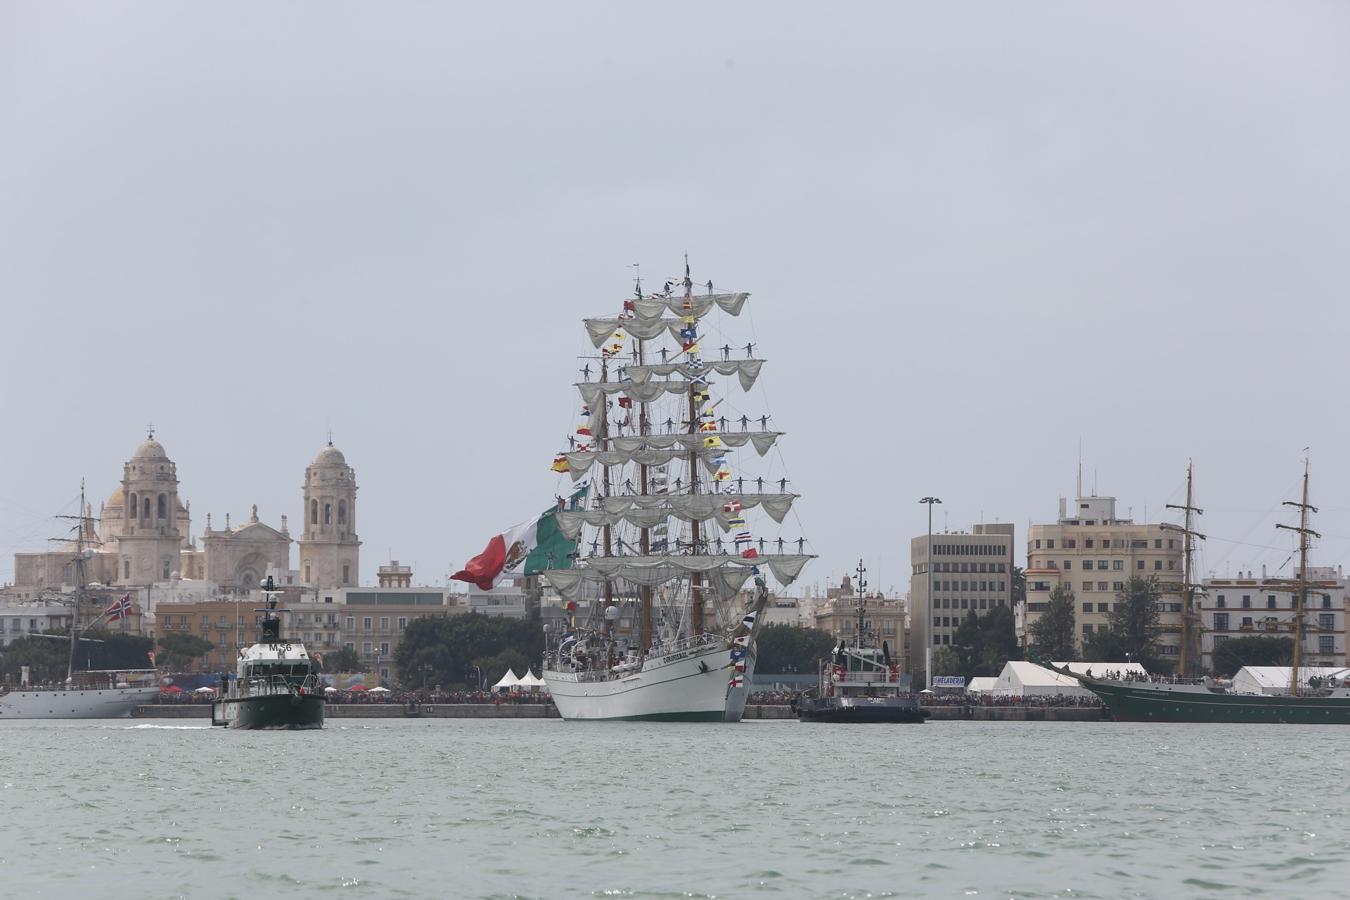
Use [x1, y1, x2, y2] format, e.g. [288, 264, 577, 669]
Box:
[1, 719, 1347, 898]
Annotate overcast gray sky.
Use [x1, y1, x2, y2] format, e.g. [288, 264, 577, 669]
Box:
[3, 2, 1349, 594]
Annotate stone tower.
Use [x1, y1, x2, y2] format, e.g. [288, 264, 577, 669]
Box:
[116, 431, 183, 585]
[298, 442, 360, 588]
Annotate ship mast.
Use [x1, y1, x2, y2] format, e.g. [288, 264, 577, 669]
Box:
[633, 270, 653, 651]
[854, 559, 868, 647]
[53, 480, 93, 684]
[1276, 458, 1317, 695]
[599, 343, 615, 634]
[1164, 462, 1205, 677]
[683, 255, 705, 637]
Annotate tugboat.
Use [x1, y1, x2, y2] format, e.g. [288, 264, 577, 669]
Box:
[211, 577, 324, 729]
[794, 561, 928, 723]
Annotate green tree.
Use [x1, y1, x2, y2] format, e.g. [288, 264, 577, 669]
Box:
[930, 646, 961, 676]
[1213, 635, 1293, 676]
[951, 606, 1019, 677]
[318, 645, 363, 673]
[156, 633, 214, 671]
[472, 648, 533, 688]
[0, 634, 71, 684]
[1028, 585, 1077, 662]
[1011, 566, 1026, 609]
[1083, 576, 1163, 669]
[394, 612, 544, 688]
[754, 624, 838, 675]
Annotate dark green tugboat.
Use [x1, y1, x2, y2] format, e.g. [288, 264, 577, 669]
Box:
[211, 577, 324, 730]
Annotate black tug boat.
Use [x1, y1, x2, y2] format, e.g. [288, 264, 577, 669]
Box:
[794, 573, 928, 723]
[211, 577, 325, 729]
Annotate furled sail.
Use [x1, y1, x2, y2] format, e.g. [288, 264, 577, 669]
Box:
[543, 553, 812, 601]
[631, 292, 750, 321]
[554, 493, 799, 538]
[624, 359, 765, 392]
[560, 445, 731, 481]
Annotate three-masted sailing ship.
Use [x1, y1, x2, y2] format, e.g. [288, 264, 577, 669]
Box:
[1064, 460, 1350, 723]
[475, 262, 813, 721]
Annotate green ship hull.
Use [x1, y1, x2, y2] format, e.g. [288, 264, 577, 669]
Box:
[1086, 679, 1350, 724]
[213, 693, 325, 729]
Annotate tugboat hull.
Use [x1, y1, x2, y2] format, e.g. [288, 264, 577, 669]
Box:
[212, 693, 325, 729]
[796, 697, 928, 724]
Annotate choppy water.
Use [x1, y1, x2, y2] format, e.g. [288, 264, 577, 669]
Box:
[2, 719, 1349, 899]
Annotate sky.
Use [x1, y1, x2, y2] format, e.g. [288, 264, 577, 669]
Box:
[3, 2, 1349, 595]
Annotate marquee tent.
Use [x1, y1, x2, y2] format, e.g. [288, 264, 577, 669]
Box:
[991, 661, 1093, 698]
[1232, 666, 1350, 695]
[493, 669, 521, 691]
[516, 670, 546, 691]
[965, 677, 997, 694]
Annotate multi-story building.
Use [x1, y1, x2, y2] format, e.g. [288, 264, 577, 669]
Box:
[0, 602, 74, 647]
[1200, 567, 1346, 673]
[1019, 495, 1183, 660]
[814, 593, 906, 662]
[909, 523, 1015, 680]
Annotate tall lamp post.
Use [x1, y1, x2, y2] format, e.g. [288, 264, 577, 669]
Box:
[919, 496, 942, 690]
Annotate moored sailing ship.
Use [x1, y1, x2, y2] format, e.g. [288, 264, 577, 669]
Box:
[1063, 459, 1350, 724]
[455, 262, 813, 721]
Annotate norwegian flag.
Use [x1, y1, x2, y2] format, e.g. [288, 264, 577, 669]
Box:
[105, 594, 133, 621]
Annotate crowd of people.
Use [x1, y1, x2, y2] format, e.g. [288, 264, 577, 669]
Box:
[154, 686, 552, 705]
[746, 690, 1103, 708]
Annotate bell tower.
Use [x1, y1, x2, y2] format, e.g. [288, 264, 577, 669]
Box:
[298, 441, 360, 588]
[116, 429, 183, 585]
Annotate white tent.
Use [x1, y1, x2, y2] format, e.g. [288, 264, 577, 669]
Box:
[1232, 666, 1350, 695]
[492, 668, 521, 691]
[966, 676, 997, 694]
[368, 686, 391, 693]
[516, 669, 546, 691]
[992, 661, 1093, 698]
[1052, 661, 1149, 679]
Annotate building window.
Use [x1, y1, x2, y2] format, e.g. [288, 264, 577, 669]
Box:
[363, 617, 372, 630]
[1319, 636, 1335, 656]
[1154, 539, 1162, 549]
[1098, 582, 1109, 592]
[380, 642, 390, 655]
[1082, 581, 1092, 592]
[162, 560, 171, 579]
[338, 500, 347, 525]
[143, 497, 151, 519]
[1319, 614, 1334, 630]
[123, 560, 131, 579]
[129, 493, 138, 518]
[379, 617, 389, 630]
[1046, 540, 1055, 549]
[304, 564, 311, 583]
[1267, 597, 1277, 609]
[1216, 596, 1226, 608]
[1085, 539, 1094, 549]
[1113, 560, 1123, 571]
[1082, 624, 1094, 636]
[362, 641, 372, 653]
[1323, 595, 1333, 609]
[398, 617, 407, 630]
[1215, 613, 1229, 632]
[345, 616, 354, 629]
[342, 564, 350, 585]
[1097, 560, 1107, 570]
[1136, 560, 1144, 570]
[1063, 560, 1072, 570]
[310, 499, 318, 525]
[1065, 539, 1076, 548]
[324, 503, 332, 525]
[1082, 603, 1092, 613]
[158, 494, 167, 519]
[1154, 561, 1162, 570]
[1097, 603, 1110, 612]
[1242, 596, 1251, 608]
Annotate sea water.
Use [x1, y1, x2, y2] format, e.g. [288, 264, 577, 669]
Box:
[1, 719, 1348, 899]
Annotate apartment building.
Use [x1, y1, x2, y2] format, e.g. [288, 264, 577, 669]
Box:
[909, 523, 1015, 681]
[1019, 495, 1183, 660]
[1200, 567, 1346, 672]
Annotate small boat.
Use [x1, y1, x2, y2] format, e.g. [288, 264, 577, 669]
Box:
[211, 577, 324, 729]
[795, 572, 928, 723]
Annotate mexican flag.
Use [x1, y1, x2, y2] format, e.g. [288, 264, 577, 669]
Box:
[452, 491, 583, 591]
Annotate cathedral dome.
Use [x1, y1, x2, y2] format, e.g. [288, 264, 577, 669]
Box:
[106, 486, 126, 508]
[132, 437, 168, 460]
[313, 444, 347, 467]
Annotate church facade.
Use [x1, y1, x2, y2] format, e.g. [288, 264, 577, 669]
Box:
[7, 434, 360, 599]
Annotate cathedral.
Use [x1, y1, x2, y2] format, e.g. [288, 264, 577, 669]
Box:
[8, 433, 361, 596]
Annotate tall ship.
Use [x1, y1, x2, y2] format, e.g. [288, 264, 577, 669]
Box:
[0, 484, 159, 720]
[211, 576, 325, 729]
[456, 261, 813, 721]
[1065, 460, 1350, 724]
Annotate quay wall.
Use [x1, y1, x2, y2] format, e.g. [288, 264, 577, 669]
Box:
[135, 704, 1102, 721]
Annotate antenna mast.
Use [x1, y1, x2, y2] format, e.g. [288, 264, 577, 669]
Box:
[1164, 462, 1205, 676]
[1276, 457, 1318, 694]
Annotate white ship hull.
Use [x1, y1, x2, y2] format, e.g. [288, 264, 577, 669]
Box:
[0, 686, 160, 719]
[545, 642, 754, 722]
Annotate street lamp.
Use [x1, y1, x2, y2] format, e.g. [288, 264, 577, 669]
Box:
[920, 496, 942, 690]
